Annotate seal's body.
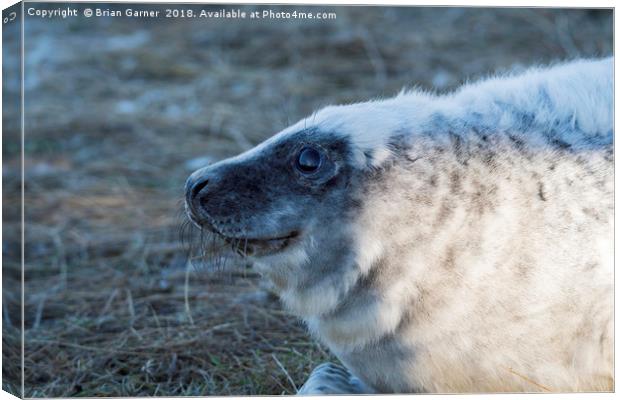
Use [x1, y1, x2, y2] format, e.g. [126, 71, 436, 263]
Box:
[185, 58, 613, 393]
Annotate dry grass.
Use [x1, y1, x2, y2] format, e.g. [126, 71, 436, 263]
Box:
[18, 262, 334, 396]
[2, 5, 612, 397]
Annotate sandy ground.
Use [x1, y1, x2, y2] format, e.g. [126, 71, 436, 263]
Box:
[2, 4, 612, 396]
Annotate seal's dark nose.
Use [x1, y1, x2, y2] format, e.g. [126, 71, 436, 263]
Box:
[190, 177, 209, 201]
[185, 173, 210, 220]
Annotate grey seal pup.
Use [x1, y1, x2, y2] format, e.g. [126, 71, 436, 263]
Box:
[185, 57, 613, 393]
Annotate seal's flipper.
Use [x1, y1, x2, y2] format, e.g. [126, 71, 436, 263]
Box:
[297, 362, 374, 395]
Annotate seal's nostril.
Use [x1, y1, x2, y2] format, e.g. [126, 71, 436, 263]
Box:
[191, 178, 209, 200]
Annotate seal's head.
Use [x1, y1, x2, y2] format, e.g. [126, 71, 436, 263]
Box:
[186, 128, 351, 251]
[184, 100, 420, 317]
[185, 126, 365, 314]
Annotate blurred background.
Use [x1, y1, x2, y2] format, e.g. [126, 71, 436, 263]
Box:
[2, 3, 613, 397]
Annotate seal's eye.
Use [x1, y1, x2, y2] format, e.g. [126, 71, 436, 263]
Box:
[296, 147, 323, 174]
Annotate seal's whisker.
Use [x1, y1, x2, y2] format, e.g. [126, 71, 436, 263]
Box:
[211, 233, 222, 272]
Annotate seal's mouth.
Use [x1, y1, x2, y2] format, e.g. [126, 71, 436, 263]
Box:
[186, 209, 299, 257]
[221, 231, 300, 257]
[184, 200, 301, 257]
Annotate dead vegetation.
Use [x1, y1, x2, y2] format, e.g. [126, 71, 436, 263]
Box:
[2, 5, 612, 397]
